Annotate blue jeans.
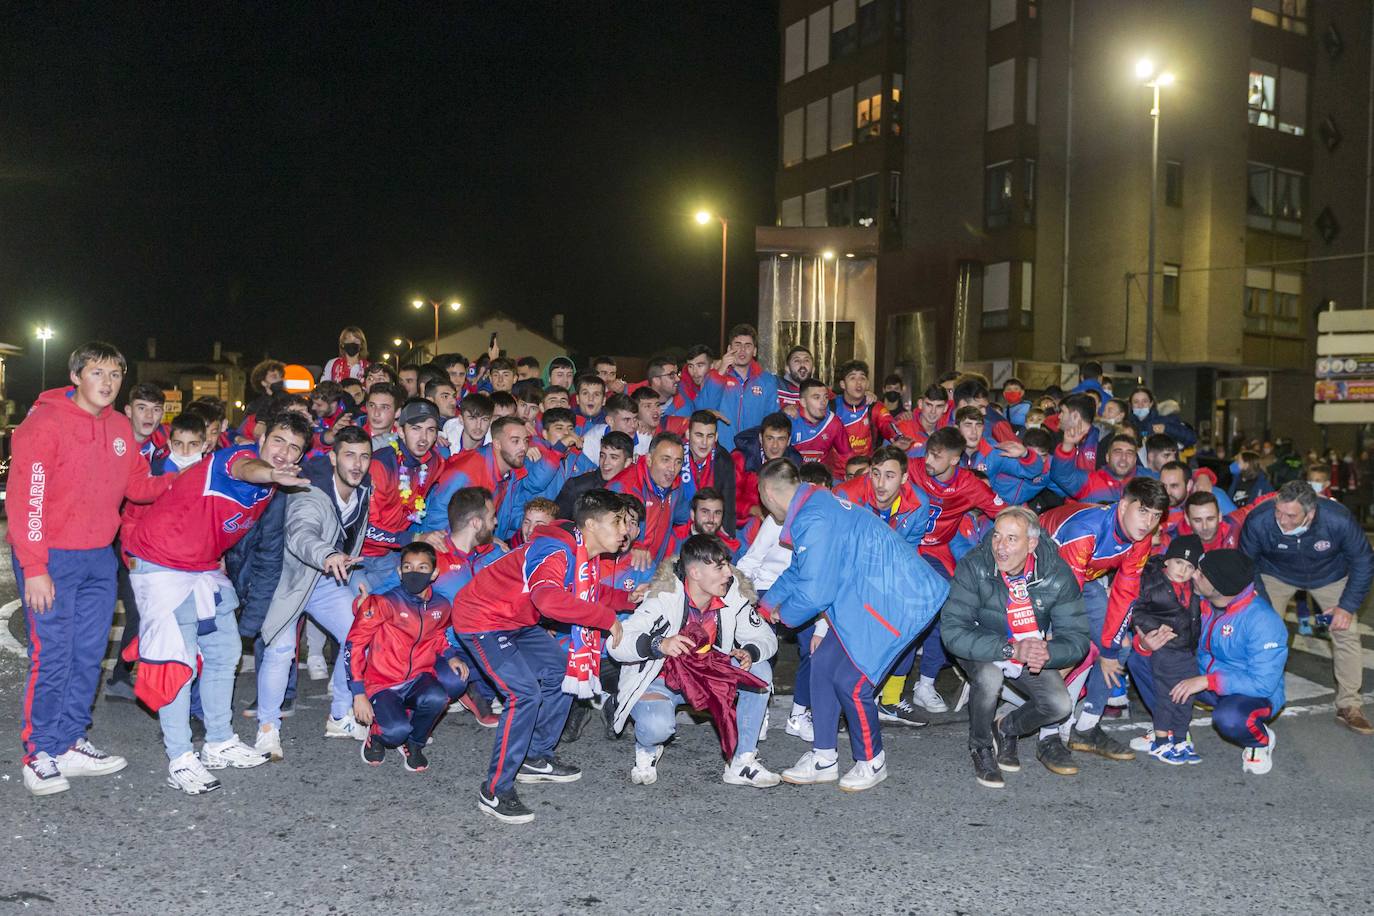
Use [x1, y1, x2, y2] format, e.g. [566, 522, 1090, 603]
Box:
[1080, 578, 1111, 717]
[130, 561, 242, 760]
[360, 552, 400, 594]
[256, 575, 360, 727]
[630, 658, 773, 758]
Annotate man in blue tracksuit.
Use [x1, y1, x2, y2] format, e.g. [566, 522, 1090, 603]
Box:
[1240, 480, 1373, 735]
[1165, 550, 1287, 774]
[694, 323, 779, 452]
[755, 459, 949, 792]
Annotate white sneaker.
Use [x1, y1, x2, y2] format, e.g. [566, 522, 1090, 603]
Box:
[325, 712, 368, 741]
[839, 752, 888, 792]
[785, 710, 815, 743]
[166, 751, 222, 795]
[55, 739, 127, 777]
[1242, 727, 1276, 775]
[201, 736, 269, 770]
[306, 655, 328, 681]
[723, 751, 780, 788]
[1129, 731, 1155, 753]
[758, 709, 769, 742]
[781, 750, 840, 785]
[23, 753, 71, 796]
[912, 682, 949, 714]
[630, 745, 662, 786]
[256, 723, 284, 762]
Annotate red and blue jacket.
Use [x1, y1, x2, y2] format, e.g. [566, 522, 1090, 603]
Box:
[1198, 586, 1288, 710]
[432, 538, 508, 604]
[363, 441, 443, 557]
[696, 361, 779, 451]
[833, 474, 929, 549]
[608, 457, 689, 565]
[1046, 427, 1102, 497]
[345, 586, 452, 696]
[1049, 446, 1134, 504]
[419, 443, 557, 541]
[789, 410, 853, 479]
[834, 398, 899, 457]
[906, 459, 1004, 575]
[1041, 501, 1152, 657]
[668, 521, 741, 559]
[961, 439, 1050, 504]
[895, 417, 936, 459]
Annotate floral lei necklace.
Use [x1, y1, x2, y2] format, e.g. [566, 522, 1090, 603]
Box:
[392, 439, 429, 523]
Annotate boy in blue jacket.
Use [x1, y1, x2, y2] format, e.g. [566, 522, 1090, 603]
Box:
[1167, 550, 1287, 775]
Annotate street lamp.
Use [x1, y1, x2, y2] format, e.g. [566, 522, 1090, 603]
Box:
[411, 297, 462, 355]
[391, 336, 416, 365]
[694, 210, 729, 354]
[1137, 58, 1174, 390]
[35, 325, 54, 390]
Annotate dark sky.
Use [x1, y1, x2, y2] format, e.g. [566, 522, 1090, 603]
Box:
[0, 3, 778, 403]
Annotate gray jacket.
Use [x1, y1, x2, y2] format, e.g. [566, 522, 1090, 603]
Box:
[259, 478, 370, 647]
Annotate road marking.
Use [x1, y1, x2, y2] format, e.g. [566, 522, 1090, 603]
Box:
[0, 599, 24, 658]
[1283, 672, 1334, 702]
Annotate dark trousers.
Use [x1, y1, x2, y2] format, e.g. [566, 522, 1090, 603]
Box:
[108, 554, 139, 686]
[1128, 653, 1273, 748]
[961, 658, 1074, 751]
[1125, 648, 1198, 738]
[13, 547, 118, 763]
[811, 630, 882, 761]
[459, 627, 572, 797]
[369, 672, 450, 748]
[433, 647, 472, 701]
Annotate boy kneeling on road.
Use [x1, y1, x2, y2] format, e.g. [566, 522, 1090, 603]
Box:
[345, 542, 468, 772]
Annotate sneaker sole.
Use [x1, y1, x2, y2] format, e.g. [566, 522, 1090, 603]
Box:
[781, 771, 839, 785]
[630, 770, 657, 786]
[975, 775, 1005, 789]
[477, 801, 534, 824]
[839, 769, 888, 792]
[202, 753, 270, 770]
[722, 774, 781, 788]
[166, 776, 220, 795]
[996, 760, 1021, 773]
[1038, 758, 1079, 776]
[25, 778, 71, 797]
[1066, 740, 1134, 761]
[516, 770, 582, 784]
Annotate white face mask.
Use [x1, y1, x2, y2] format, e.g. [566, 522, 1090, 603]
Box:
[1132, 407, 1151, 420]
[1309, 480, 1326, 495]
[169, 451, 202, 472]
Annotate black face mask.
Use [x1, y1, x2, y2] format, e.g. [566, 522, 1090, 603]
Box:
[342, 342, 362, 358]
[401, 571, 432, 596]
[269, 380, 286, 394]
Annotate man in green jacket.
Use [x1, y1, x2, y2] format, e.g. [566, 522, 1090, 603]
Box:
[942, 506, 1089, 789]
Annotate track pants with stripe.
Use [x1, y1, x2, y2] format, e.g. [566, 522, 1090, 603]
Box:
[458, 627, 571, 796]
[369, 672, 451, 749]
[810, 630, 882, 762]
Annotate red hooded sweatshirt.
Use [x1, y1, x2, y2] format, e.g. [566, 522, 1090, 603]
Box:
[5, 387, 171, 577]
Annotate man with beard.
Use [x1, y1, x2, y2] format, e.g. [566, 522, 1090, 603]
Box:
[775, 345, 814, 415]
[419, 416, 556, 542]
[1052, 430, 1139, 504]
[669, 487, 740, 555]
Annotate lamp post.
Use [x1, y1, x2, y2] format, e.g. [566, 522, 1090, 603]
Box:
[391, 336, 415, 366]
[36, 325, 54, 390]
[695, 210, 729, 354]
[411, 297, 461, 357]
[1136, 59, 1174, 390]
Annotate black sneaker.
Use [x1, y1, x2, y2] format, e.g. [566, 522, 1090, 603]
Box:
[602, 694, 621, 741]
[401, 742, 429, 772]
[478, 786, 534, 824]
[516, 756, 582, 784]
[360, 735, 386, 766]
[561, 700, 592, 743]
[1036, 736, 1079, 776]
[1067, 724, 1134, 761]
[876, 700, 930, 727]
[993, 715, 1021, 772]
[971, 746, 1003, 788]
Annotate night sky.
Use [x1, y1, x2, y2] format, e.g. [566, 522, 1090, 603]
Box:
[0, 4, 778, 403]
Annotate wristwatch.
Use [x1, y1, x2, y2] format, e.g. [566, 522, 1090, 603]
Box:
[1001, 642, 1015, 660]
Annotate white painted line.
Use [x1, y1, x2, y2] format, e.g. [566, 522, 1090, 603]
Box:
[1102, 692, 1374, 734]
[1283, 672, 1333, 702]
[0, 599, 25, 658]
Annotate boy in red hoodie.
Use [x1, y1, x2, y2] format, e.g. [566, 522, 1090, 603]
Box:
[6, 342, 173, 796]
[347, 542, 464, 773]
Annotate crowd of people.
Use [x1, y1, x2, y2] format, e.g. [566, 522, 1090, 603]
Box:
[6, 325, 1371, 824]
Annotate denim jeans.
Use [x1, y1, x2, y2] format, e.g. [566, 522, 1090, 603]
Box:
[360, 552, 400, 594]
[256, 574, 360, 727]
[130, 560, 242, 760]
[630, 658, 773, 758]
[1080, 578, 1111, 716]
[961, 658, 1073, 751]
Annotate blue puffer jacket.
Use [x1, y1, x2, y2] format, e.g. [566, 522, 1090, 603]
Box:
[1197, 586, 1288, 710]
[1240, 497, 1373, 612]
[758, 485, 949, 684]
[1130, 408, 1197, 448]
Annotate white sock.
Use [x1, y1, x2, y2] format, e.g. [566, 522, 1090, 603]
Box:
[791, 702, 806, 718]
[918, 675, 936, 689]
[1038, 725, 1059, 741]
[814, 747, 838, 765]
[1076, 711, 1102, 732]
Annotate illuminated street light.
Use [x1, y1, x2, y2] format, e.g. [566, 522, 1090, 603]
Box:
[692, 210, 729, 353]
[1137, 58, 1175, 389]
[821, 249, 836, 261]
[36, 325, 55, 390]
[411, 297, 463, 355]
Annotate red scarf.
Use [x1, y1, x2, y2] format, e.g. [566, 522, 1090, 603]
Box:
[328, 356, 368, 382]
[998, 554, 1041, 676]
[561, 534, 605, 698]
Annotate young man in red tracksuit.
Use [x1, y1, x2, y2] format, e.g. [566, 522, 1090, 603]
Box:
[833, 360, 900, 458]
[347, 542, 465, 772]
[608, 432, 689, 573]
[453, 489, 632, 824]
[789, 379, 853, 479]
[360, 399, 443, 591]
[1050, 430, 1138, 504]
[6, 343, 174, 796]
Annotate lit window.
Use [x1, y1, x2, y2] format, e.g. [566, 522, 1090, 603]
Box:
[1248, 60, 1277, 128]
[1163, 264, 1180, 313]
[985, 161, 1013, 228]
[856, 76, 882, 141]
[1252, 0, 1306, 34]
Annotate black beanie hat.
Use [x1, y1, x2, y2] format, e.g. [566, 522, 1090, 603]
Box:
[1164, 534, 1203, 567]
[1198, 549, 1253, 597]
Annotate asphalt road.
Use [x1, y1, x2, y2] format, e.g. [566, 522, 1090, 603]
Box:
[1, 524, 1372, 915]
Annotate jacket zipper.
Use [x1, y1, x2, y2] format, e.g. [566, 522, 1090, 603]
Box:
[402, 599, 427, 682]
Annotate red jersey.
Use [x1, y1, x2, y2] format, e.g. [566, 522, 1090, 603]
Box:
[834, 398, 899, 456]
[1040, 501, 1152, 656]
[790, 411, 853, 479]
[124, 445, 275, 571]
[608, 457, 687, 564]
[905, 459, 1004, 574]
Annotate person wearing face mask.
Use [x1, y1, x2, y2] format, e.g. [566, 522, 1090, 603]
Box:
[323, 326, 370, 383]
[1127, 386, 1197, 449]
[1240, 479, 1374, 735]
[347, 542, 464, 773]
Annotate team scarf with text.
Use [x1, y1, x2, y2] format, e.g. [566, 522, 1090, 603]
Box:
[561, 532, 605, 698]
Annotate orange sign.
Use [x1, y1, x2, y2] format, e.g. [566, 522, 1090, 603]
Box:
[282, 364, 315, 394]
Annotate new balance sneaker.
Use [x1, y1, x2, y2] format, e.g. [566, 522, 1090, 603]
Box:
[55, 739, 127, 777]
[1242, 728, 1276, 775]
[255, 723, 284, 762]
[839, 752, 888, 792]
[23, 753, 70, 796]
[971, 746, 1003, 789]
[306, 655, 328, 681]
[876, 699, 930, 727]
[785, 714, 815, 747]
[1036, 736, 1079, 776]
[1067, 725, 1134, 760]
[722, 751, 780, 788]
[360, 735, 386, 766]
[456, 688, 499, 728]
[911, 682, 949, 714]
[992, 716, 1020, 772]
[781, 750, 840, 785]
[166, 751, 221, 796]
[478, 786, 534, 824]
[201, 736, 269, 770]
[401, 742, 429, 772]
[325, 712, 368, 741]
[516, 757, 582, 784]
[630, 745, 663, 785]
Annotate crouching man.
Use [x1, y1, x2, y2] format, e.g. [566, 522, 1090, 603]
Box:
[610, 535, 779, 788]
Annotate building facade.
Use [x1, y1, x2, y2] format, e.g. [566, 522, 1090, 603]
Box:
[760, 0, 1374, 450]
